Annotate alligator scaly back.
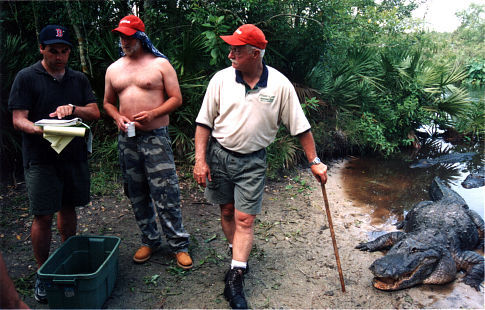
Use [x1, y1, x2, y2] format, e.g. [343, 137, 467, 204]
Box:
[356, 177, 484, 291]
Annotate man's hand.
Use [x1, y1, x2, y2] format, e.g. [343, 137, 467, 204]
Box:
[133, 110, 155, 124]
[193, 125, 212, 187]
[32, 125, 44, 135]
[311, 163, 328, 184]
[297, 131, 328, 184]
[193, 160, 211, 187]
[115, 115, 132, 132]
[49, 104, 75, 119]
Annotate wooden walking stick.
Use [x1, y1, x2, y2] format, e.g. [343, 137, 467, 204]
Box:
[321, 183, 346, 292]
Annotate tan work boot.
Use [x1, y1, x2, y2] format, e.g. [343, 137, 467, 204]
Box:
[133, 246, 154, 263]
[175, 252, 193, 269]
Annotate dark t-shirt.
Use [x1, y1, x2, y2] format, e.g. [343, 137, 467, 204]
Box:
[8, 61, 97, 167]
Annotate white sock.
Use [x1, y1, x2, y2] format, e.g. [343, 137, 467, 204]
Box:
[231, 259, 247, 269]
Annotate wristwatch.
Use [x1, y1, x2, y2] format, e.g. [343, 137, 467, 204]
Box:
[68, 104, 76, 114]
[309, 157, 322, 166]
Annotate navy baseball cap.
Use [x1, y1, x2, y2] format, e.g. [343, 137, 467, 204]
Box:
[39, 25, 73, 47]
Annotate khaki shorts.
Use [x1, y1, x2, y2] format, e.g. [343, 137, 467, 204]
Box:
[24, 161, 90, 215]
[205, 139, 267, 215]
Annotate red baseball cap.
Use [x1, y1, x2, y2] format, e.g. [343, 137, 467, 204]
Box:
[220, 24, 268, 49]
[112, 15, 145, 36]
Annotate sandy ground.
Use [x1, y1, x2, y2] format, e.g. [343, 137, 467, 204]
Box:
[1, 159, 484, 308]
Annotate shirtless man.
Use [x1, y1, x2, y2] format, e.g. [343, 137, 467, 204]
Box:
[103, 15, 192, 269]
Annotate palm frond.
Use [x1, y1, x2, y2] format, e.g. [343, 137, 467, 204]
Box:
[292, 83, 321, 105]
[436, 87, 471, 117]
[440, 64, 469, 86]
[169, 126, 195, 161]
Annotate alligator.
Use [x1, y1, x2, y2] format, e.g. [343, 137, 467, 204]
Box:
[462, 166, 485, 189]
[409, 152, 476, 168]
[356, 177, 484, 291]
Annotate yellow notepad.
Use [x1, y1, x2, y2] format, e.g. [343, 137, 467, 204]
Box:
[35, 118, 91, 154]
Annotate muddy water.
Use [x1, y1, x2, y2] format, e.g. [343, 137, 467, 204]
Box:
[342, 144, 484, 225]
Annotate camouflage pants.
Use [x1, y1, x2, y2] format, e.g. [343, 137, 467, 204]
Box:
[118, 127, 189, 252]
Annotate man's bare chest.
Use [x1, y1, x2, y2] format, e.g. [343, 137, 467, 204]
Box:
[111, 65, 164, 92]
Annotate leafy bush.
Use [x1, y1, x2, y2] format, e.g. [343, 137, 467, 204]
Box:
[454, 93, 485, 140]
[306, 46, 472, 156]
[88, 119, 120, 196]
[1, 0, 480, 188]
[358, 112, 399, 155]
[465, 59, 485, 85]
[266, 129, 299, 180]
[0, 34, 35, 186]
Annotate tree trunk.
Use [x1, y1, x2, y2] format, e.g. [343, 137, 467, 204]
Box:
[76, 0, 93, 75]
[65, 1, 90, 75]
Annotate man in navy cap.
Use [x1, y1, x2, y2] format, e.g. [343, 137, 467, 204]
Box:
[8, 24, 100, 303]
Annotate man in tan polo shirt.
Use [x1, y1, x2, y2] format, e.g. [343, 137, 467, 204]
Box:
[193, 24, 328, 309]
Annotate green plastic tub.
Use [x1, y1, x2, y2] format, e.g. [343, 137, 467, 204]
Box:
[37, 235, 121, 309]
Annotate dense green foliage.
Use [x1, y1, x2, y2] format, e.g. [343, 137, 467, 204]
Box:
[1, 0, 483, 188]
[420, 3, 485, 85]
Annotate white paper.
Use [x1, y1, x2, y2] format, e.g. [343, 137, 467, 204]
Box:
[35, 118, 82, 127]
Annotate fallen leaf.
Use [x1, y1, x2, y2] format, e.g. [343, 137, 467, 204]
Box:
[204, 234, 217, 243]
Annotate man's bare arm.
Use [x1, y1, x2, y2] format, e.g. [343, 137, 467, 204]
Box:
[132, 60, 182, 124]
[49, 102, 100, 120]
[103, 67, 131, 131]
[298, 130, 328, 184]
[0, 253, 29, 309]
[12, 110, 43, 135]
[193, 125, 212, 187]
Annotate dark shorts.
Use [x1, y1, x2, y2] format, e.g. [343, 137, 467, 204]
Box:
[205, 139, 267, 215]
[24, 161, 90, 215]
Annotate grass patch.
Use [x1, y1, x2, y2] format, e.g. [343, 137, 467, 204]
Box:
[90, 165, 121, 196]
[13, 273, 35, 297]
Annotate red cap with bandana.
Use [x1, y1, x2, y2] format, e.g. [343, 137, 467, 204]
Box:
[220, 24, 267, 49]
[112, 15, 145, 36]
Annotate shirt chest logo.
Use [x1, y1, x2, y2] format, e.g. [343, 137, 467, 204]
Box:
[259, 94, 275, 104]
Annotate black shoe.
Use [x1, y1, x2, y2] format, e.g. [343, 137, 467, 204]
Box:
[224, 267, 248, 309]
[34, 276, 48, 304]
[224, 264, 249, 282]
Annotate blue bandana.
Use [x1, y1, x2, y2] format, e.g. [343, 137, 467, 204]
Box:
[118, 31, 168, 60]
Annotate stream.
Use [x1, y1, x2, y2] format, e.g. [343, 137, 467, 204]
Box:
[341, 139, 484, 225]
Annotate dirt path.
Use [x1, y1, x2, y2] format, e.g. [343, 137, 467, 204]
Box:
[1, 160, 483, 308]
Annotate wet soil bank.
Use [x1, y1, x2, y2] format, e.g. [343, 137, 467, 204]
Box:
[1, 160, 483, 308]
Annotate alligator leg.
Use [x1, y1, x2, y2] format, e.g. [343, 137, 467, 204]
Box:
[423, 251, 456, 285]
[455, 250, 484, 291]
[355, 232, 405, 252]
[467, 209, 485, 243]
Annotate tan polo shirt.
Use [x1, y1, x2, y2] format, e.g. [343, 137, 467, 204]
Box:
[196, 65, 311, 154]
